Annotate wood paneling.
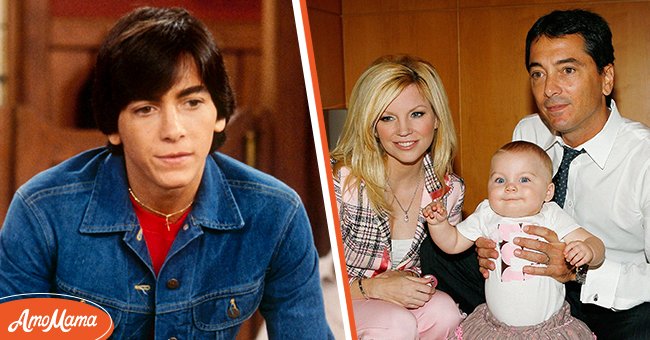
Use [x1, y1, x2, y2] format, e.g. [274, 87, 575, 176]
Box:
[344, 0, 455, 13]
[50, 0, 261, 22]
[261, 0, 330, 256]
[13, 107, 105, 187]
[341, 10, 460, 122]
[307, 3, 345, 108]
[49, 50, 95, 127]
[308, 0, 341, 13]
[51, 17, 113, 47]
[0, 106, 13, 221]
[459, 6, 542, 212]
[603, 2, 650, 126]
[19, 0, 49, 117]
[460, 0, 596, 8]
[0, 1, 18, 221]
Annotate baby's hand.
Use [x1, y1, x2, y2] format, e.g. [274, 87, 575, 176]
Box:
[422, 201, 448, 225]
[564, 240, 594, 267]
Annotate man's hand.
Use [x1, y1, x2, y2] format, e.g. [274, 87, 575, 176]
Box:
[514, 225, 575, 283]
[475, 237, 498, 279]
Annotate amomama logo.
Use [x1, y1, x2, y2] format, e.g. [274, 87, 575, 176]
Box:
[0, 293, 113, 339]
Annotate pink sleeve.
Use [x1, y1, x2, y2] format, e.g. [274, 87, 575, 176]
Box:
[444, 173, 465, 226]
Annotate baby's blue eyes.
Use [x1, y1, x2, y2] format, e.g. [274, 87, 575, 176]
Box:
[494, 177, 531, 184]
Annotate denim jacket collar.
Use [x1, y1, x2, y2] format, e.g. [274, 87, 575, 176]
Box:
[79, 153, 245, 233]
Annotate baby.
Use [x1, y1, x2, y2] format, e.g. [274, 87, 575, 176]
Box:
[424, 141, 603, 338]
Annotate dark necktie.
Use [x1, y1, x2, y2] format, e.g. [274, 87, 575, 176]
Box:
[552, 145, 585, 208]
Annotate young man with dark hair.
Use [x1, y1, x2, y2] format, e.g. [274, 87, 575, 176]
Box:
[0, 7, 333, 339]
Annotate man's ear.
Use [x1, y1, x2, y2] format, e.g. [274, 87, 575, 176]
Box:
[108, 133, 121, 146]
[214, 117, 226, 133]
[544, 182, 555, 202]
[601, 63, 615, 96]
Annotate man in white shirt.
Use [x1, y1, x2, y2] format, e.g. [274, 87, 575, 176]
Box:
[421, 9, 650, 339]
[480, 9, 650, 339]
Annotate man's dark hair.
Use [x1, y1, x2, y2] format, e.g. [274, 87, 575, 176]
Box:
[92, 7, 235, 153]
[525, 9, 615, 73]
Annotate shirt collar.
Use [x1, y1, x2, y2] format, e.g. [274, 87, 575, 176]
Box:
[579, 100, 624, 169]
[544, 100, 624, 170]
[80, 153, 137, 233]
[188, 154, 245, 230]
[80, 153, 244, 233]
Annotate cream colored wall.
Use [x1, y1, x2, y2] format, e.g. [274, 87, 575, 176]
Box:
[309, 0, 650, 216]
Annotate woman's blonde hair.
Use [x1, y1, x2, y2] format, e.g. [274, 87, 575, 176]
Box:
[331, 54, 457, 214]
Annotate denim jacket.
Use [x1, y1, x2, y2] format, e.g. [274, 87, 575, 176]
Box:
[0, 148, 333, 339]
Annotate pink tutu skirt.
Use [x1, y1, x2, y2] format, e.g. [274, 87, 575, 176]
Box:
[450, 302, 595, 340]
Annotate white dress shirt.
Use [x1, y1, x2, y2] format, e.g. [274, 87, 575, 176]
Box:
[513, 100, 650, 310]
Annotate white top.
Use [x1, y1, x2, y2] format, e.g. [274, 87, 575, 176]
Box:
[513, 100, 650, 310]
[391, 239, 414, 269]
[458, 200, 579, 326]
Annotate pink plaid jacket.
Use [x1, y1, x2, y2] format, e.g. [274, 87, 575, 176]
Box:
[333, 154, 464, 283]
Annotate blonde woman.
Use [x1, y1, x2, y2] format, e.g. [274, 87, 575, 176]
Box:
[331, 55, 464, 339]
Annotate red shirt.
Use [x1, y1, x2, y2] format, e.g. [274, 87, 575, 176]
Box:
[129, 196, 191, 276]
